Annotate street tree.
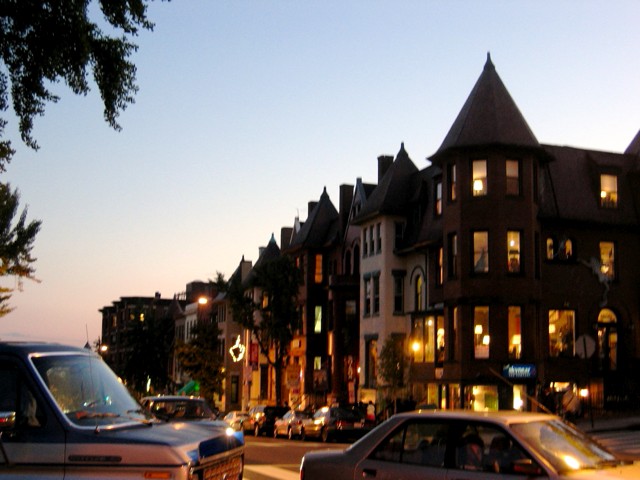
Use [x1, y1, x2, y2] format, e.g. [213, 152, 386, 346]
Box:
[378, 334, 408, 415]
[0, 0, 160, 312]
[226, 255, 301, 406]
[174, 320, 225, 405]
[0, 183, 40, 316]
[0, 0, 159, 166]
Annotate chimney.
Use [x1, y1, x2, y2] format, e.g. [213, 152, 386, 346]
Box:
[378, 155, 393, 182]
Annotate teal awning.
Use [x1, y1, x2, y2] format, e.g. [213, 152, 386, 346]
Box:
[177, 380, 199, 395]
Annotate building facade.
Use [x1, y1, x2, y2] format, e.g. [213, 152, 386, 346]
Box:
[353, 54, 640, 414]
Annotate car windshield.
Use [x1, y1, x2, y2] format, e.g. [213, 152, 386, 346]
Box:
[31, 353, 150, 428]
[148, 399, 214, 420]
[511, 419, 618, 472]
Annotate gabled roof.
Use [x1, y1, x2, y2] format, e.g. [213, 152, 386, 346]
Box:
[287, 187, 340, 251]
[431, 53, 540, 162]
[625, 129, 640, 157]
[353, 143, 420, 223]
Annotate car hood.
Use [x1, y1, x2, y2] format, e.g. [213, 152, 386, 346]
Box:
[65, 421, 243, 467]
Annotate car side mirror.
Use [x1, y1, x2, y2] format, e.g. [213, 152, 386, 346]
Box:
[0, 411, 16, 430]
[512, 458, 544, 476]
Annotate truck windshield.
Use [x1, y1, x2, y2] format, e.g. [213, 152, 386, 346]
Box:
[31, 353, 150, 428]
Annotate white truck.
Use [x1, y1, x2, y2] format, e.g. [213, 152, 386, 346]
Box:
[0, 341, 244, 479]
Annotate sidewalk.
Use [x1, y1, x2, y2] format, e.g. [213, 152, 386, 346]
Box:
[575, 412, 640, 433]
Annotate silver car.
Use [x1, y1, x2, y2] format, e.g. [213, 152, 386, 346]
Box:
[300, 410, 640, 480]
[273, 410, 311, 439]
[224, 410, 250, 432]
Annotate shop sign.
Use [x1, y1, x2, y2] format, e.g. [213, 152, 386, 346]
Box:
[502, 363, 537, 379]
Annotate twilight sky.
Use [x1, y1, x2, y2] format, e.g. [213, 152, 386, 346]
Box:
[1, 1, 639, 347]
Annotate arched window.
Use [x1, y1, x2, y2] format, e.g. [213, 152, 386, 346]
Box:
[597, 309, 617, 371]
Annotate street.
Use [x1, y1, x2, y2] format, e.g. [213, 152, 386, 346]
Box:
[241, 427, 640, 480]
[243, 435, 350, 480]
[591, 429, 640, 461]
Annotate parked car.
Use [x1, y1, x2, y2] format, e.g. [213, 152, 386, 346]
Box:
[0, 341, 244, 479]
[248, 404, 289, 436]
[224, 410, 250, 431]
[273, 409, 311, 439]
[301, 409, 640, 479]
[140, 395, 218, 422]
[302, 405, 368, 442]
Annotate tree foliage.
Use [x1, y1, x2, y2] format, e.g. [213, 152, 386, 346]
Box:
[0, 0, 158, 168]
[174, 321, 225, 404]
[379, 335, 407, 390]
[225, 255, 301, 405]
[121, 305, 174, 395]
[0, 183, 40, 316]
[0, 0, 159, 314]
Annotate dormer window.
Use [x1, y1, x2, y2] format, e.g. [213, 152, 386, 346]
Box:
[472, 160, 487, 196]
[600, 174, 618, 208]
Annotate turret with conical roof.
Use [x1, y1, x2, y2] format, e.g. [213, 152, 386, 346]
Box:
[431, 53, 541, 163]
[625, 130, 640, 157]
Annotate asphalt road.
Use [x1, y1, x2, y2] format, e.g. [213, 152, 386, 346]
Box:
[244, 434, 350, 480]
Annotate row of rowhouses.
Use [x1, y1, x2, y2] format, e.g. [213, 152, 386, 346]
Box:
[102, 54, 640, 415]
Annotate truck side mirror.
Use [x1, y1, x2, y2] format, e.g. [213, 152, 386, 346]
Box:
[0, 411, 16, 430]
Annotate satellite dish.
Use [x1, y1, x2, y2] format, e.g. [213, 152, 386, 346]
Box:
[575, 334, 595, 359]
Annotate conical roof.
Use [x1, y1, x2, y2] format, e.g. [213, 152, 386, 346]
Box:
[625, 129, 640, 156]
[353, 143, 419, 223]
[287, 187, 339, 250]
[431, 53, 540, 161]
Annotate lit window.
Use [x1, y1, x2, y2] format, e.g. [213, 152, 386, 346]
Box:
[506, 160, 520, 195]
[449, 163, 457, 201]
[474, 306, 489, 359]
[411, 318, 425, 363]
[436, 315, 445, 366]
[600, 174, 618, 208]
[473, 231, 489, 273]
[546, 238, 554, 260]
[435, 181, 442, 215]
[415, 276, 424, 311]
[597, 308, 618, 371]
[472, 160, 487, 196]
[507, 231, 521, 273]
[437, 247, 443, 285]
[549, 310, 575, 357]
[599, 241, 615, 279]
[314, 254, 323, 283]
[509, 306, 521, 359]
[314, 306, 322, 333]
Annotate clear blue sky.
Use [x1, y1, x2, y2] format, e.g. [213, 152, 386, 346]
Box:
[1, 1, 639, 346]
